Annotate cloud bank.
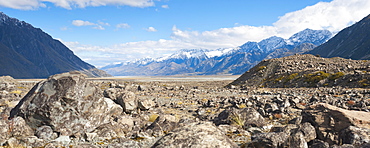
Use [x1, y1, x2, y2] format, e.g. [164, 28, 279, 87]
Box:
[0, 0, 155, 10]
[66, 0, 370, 67]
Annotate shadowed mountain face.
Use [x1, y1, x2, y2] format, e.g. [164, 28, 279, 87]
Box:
[0, 12, 110, 78]
[308, 14, 370, 60]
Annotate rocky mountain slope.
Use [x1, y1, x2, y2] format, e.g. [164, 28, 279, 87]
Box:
[308, 14, 370, 60]
[102, 29, 332, 76]
[0, 12, 110, 78]
[229, 54, 370, 88]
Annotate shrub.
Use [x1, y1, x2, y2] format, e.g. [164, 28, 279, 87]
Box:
[258, 66, 267, 71]
[304, 71, 330, 83]
[329, 72, 345, 80]
[230, 112, 244, 127]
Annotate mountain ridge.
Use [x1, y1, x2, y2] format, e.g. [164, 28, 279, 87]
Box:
[102, 29, 332, 76]
[0, 12, 110, 78]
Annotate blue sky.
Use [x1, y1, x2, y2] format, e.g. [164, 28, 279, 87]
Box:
[0, 0, 369, 67]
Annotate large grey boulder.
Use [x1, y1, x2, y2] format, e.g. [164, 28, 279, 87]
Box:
[152, 121, 238, 148]
[302, 103, 370, 145]
[214, 107, 266, 128]
[10, 72, 122, 136]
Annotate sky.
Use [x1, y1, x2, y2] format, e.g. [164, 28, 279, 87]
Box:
[0, 0, 369, 67]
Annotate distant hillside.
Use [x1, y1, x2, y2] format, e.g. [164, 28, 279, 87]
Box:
[103, 29, 332, 76]
[308, 14, 370, 60]
[0, 12, 110, 78]
[229, 54, 370, 88]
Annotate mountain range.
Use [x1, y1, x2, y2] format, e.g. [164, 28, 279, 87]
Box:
[308, 14, 370, 60]
[0, 12, 110, 78]
[102, 29, 333, 76]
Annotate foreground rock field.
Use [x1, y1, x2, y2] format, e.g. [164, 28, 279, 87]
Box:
[1, 72, 370, 147]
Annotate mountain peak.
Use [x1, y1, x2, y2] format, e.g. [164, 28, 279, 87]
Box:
[288, 28, 332, 46]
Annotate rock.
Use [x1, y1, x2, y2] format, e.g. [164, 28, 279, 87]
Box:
[302, 103, 370, 145]
[103, 88, 118, 99]
[138, 98, 156, 110]
[84, 132, 98, 142]
[18, 136, 45, 148]
[146, 114, 179, 137]
[10, 116, 34, 137]
[214, 107, 266, 128]
[138, 85, 149, 91]
[152, 121, 238, 148]
[249, 132, 289, 147]
[116, 91, 138, 113]
[339, 126, 370, 146]
[116, 115, 135, 134]
[10, 72, 121, 136]
[52, 136, 71, 145]
[309, 139, 329, 148]
[35, 125, 57, 141]
[286, 132, 308, 148]
[298, 122, 316, 142]
[92, 122, 128, 141]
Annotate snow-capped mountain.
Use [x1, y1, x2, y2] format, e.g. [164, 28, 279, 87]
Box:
[102, 29, 333, 76]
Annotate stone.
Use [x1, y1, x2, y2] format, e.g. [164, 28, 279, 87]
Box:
[302, 103, 370, 145]
[18, 136, 45, 148]
[52, 136, 71, 145]
[339, 126, 370, 146]
[152, 121, 238, 148]
[309, 139, 329, 148]
[138, 98, 156, 110]
[116, 91, 138, 113]
[146, 114, 179, 137]
[116, 115, 135, 134]
[10, 116, 34, 137]
[214, 107, 266, 127]
[9, 72, 122, 136]
[35, 125, 57, 141]
[103, 88, 118, 99]
[249, 132, 289, 148]
[298, 122, 316, 142]
[84, 132, 98, 142]
[287, 132, 308, 148]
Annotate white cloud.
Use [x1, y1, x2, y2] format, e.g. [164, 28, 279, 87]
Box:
[72, 20, 96, 26]
[161, 5, 169, 9]
[72, 20, 106, 30]
[65, 0, 370, 67]
[0, 0, 46, 10]
[92, 25, 105, 30]
[145, 27, 157, 32]
[273, 0, 370, 37]
[98, 20, 110, 26]
[0, 0, 155, 10]
[116, 23, 130, 29]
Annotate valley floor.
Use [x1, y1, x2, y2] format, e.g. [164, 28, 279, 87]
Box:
[1, 74, 370, 147]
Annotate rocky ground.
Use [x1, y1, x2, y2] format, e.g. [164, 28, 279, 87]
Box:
[230, 54, 370, 88]
[0, 71, 370, 148]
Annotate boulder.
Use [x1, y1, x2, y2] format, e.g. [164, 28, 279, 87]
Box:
[152, 121, 238, 148]
[10, 72, 122, 136]
[249, 132, 290, 148]
[116, 91, 138, 113]
[339, 126, 370, 146]
[214, 107, 266, 128]
[302, 103, 370, 145]
[138, 98, 156, 110]
[35, 125, 57, 141]
[146, 114, 179, 137]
